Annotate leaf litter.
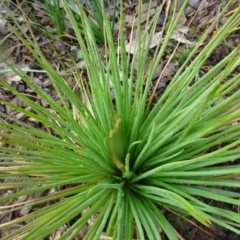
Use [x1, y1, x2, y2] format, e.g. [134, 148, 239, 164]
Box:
[0, 0, 240, 239]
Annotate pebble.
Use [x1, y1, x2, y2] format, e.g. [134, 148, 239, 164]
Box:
[0, 104, 6, 113]
[17, 84, 26, 92]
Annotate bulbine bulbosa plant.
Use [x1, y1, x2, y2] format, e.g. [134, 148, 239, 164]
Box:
[0, 1, 240, 239]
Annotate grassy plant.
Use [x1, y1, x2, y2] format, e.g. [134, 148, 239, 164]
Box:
[1, 0, 240, 239]
[44, 0, 65, 39]
[68, 0, 109, 44]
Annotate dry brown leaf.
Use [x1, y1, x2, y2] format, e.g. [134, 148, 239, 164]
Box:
[177, 12, 187, 26]
[125, 31, 163, 54]
[140, 8, 157, 24]
[141, 2, 158, 14]
[171, 28, 196, 45]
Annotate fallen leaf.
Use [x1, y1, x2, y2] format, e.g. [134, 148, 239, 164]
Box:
[125, 31, 163, 54]
[171, 29, 196, 45]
